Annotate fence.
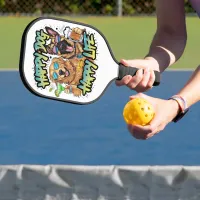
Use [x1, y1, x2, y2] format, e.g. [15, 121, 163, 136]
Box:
[0, 0, 195, 16]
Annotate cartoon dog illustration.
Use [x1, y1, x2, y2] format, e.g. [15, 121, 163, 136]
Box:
[49, 57, 86, 97]
[44, 27, 85, 59]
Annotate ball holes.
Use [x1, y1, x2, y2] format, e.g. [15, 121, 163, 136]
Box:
[145, 114, 148, 117]
[141, 107, 144, 111]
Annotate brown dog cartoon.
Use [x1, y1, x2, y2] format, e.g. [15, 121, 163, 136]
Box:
[49, 57, 86, 97]
[44, 27, 85, 59]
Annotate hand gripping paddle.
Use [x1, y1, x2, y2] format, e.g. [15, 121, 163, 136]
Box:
[19, 17, 160, 105]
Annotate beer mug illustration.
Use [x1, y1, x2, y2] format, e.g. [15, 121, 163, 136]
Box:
[64, 26, 84, 42]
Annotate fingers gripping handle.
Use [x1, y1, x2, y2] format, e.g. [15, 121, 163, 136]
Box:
[117, 63, 160, 86]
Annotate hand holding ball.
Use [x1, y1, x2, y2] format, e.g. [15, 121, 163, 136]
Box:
[123, 98, 155, 126]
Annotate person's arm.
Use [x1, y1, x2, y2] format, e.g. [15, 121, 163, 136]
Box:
[145, 0, 187, 72]
[116, 0, 187, 92]
[127, 65, 200, 140]
[177, 66, 200, 107]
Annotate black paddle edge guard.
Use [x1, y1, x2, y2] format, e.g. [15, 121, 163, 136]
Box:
[117, 63, 161, 86]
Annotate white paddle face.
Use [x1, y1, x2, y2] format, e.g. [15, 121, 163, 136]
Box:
[20, 17, 118, 104]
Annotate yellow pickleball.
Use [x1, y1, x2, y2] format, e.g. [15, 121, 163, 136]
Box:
[123, 98, 155, 126]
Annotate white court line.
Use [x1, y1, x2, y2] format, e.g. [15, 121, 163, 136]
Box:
[0, 68, 19, 71]
[166, 68, 194, 71]
[0, 68, 195, 71]
[0, 68, 195, 72]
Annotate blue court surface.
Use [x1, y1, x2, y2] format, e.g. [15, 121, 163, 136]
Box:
[0, 70, 200, 165]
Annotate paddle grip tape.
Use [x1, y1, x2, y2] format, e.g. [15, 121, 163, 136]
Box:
[117, 63, 160, 86]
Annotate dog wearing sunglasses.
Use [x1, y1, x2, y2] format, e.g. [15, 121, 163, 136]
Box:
[49, 57, 86, 97]
[44, 27, 84, 59]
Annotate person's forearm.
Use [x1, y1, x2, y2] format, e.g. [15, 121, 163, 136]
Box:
[176, 65, 200, 107]
[145, 30, 187, 73]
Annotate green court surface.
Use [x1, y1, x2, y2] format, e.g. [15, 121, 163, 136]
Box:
[1, 16, 199, 69]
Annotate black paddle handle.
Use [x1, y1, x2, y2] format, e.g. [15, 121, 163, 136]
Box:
[117, 63, 160, 86]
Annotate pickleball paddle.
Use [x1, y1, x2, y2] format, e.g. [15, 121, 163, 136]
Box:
[19, 17, 160, 105]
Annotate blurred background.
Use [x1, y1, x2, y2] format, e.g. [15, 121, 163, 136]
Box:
[0, 0, 199, 70]
[0, 0, 195, 16]
[0, 1, 200, 165]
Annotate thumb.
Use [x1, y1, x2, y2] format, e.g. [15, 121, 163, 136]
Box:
[129, 93, 157, 107]
[120, 59, 147, 68]
[129, 93, 143, 101]
[129, 92, 147, 100]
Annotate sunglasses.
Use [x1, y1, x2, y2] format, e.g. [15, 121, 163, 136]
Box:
[53, 62, 59, 80]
